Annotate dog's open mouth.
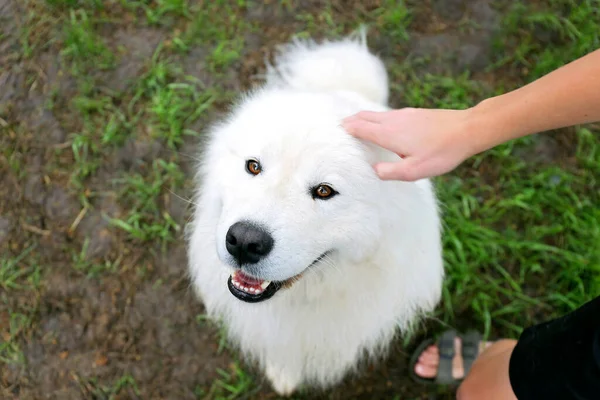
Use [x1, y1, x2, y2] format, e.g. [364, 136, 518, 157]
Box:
[227, 252, 331, 303]
[227, 271, 283, 303]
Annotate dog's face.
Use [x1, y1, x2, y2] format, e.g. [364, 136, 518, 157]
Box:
[203, 91, 383, 302]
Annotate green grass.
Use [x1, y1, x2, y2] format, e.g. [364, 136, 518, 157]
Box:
[72, 238, 122, 278]
[372, 0, 412, 42]
[436, 133, 600, 336]
[136, 51, 214, 149]
[123, 0, 192, 25]
[74, 373, 141, 399]
[493, 0, 600, 79]
[397, 70, 486, 109]
[171, 1, 251, 74]
[148, 80, 212, 149]
[57, 34, 205, 238]
[108, 159, 184, 243]
[197, 314, 230, 355]
[0, 244, 40, 292]
[0, 312, 33, 365]
[46, 0, 104, 9]
[197, 362, 261, 400]
[0, 246, 40, 367]
[61, 9, 115, 74]
[425, 0, 600, 338]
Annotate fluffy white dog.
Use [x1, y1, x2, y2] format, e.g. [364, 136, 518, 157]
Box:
[186, 30, 444, 395]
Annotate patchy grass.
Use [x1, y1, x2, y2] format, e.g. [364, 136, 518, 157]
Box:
[493, 0, 600, 80]
[45, 0, 104, 9]
[372, 0, 412, 41]
[136, 51, 214, 149]
[61, 9, 115, 74]
[72, 238, 122, 278]
[199, 362, 261, 400]
[172, 1, 250, 73]
[397, 71, 486, 109]
[0, 246, 40, 368]
[74, 373, 141, 399]
[2, 0, 598, 398]
[436, 128, 600, 336]
[109, 159, 184, 243]
[124, 0, 192, 25]
[428, 0, 600, 339]
[0, 312, 33, 365]
[0, 244, 40, 292]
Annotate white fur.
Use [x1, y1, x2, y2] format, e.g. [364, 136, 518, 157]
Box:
[186, 31, 444, 395]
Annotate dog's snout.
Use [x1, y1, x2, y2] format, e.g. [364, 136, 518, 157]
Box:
[226, 221, 274, 265]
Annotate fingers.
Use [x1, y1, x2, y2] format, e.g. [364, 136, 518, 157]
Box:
[374, 159, 422, 181]
[342, 109, 428, 181]
[342, 118, 384, 143]
[345, 110, 386, 123]
[341, 111, 389, 142]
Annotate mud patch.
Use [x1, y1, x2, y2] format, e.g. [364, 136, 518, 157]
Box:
[432, 0, 467, 21]
[102, 28, 167, 94]
[0, 216, 12, 245]
[44, 186, 79, 225]
[408, 0, 500, 75]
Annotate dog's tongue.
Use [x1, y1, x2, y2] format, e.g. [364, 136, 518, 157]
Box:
[234, 270, 263, 286]
[230, 271, 272, 294]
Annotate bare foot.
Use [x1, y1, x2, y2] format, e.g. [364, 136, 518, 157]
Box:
[414, 337, 494, 380]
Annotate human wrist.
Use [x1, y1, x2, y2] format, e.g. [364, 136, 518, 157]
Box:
[463, 95, 527, 157]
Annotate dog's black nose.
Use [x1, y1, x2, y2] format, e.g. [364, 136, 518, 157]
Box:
[225, 221, 274, 265]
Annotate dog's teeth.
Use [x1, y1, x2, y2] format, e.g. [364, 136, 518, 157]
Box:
[260, 281, 271, 289]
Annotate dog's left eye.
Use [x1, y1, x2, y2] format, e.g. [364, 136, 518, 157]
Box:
[311, 184, 338, 200]
[245, 159, 262, 175]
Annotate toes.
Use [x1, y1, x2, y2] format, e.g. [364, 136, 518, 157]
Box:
[415, 343, 443, 379]
[418, 350, 440, 366]
[424, 344, 439, 355]
[415, 362, 437, 378]
[415, 343, 441, 378]
[415, 334, 492, 381]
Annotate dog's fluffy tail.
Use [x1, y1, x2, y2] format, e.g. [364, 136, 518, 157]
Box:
[265, 27, 389, 105]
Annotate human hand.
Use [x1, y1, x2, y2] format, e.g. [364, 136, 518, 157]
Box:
[342, 108, 476, 181]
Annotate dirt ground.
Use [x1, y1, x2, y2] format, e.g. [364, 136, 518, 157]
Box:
[1, 0, 597, 399]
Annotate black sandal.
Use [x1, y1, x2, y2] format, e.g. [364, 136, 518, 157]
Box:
[409, 329, 482, 386]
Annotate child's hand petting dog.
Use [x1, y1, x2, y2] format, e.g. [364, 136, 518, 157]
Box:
[344, 48, 600, 182]
[342, 108, 473, 181]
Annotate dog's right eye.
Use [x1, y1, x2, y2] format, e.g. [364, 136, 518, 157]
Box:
[311, 184, 338, 200]
[245, 159, 262, 175]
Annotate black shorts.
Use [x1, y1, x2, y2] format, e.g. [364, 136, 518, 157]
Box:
[508, 295, 600, 399]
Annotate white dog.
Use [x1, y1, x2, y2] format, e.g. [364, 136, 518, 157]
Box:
[186, 30, 444, 395]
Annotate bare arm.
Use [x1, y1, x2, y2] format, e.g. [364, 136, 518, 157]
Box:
[342, 49, 600, 181]
[467, 48, 600, 156]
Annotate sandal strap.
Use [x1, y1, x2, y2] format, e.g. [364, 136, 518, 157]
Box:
[461, 330, 482, 375]
[436, 330, 457, 384]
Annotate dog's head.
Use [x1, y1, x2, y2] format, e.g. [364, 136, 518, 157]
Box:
[199, 90, 385, 302]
